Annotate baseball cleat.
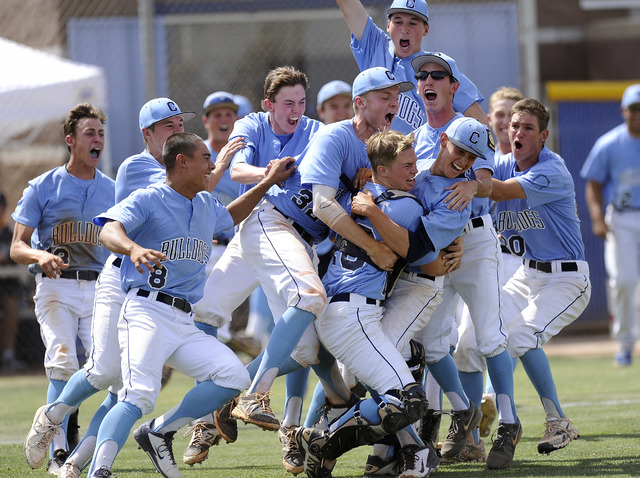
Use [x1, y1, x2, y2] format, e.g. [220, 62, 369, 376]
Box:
[418, 409, 442, 449]
[294, 426, 334, 478]
[440, 401, 482, 458]
[24, 405, 61, 469]
[90, 466, 115, 478]
[614, 348, 632, 367]
[363, 452, 401, 476]
[441, 436, 486, 464]
[182, 422, 221, 465]
[479, 393, 497, 437]
[214, 397, 239, 443]
[46, 448, 69, 475]
[231, 391, 280, 431]
[537, 416, 579, 454]
[398, 443, 438, 478]
[134, 420, 181, 478]
[486, 419, 522, 469]
[278, 425, 305, 475]
[57, 460, 81, 478]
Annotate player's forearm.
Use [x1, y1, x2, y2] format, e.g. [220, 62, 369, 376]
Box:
[99, 221, 136, 256]
[9, 241, 48, 266]
[336, 0, 368, 40]
[230, 163, 265, 185]
[474, 169, 493, 198]
[463, 102, 490, 127]
[584, 180, 605, 223]
[226, 179, 271, 225]
[490, 177, 526, 202]
[358, 205, 410, 257]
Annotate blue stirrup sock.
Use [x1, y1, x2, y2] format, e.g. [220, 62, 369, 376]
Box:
[283, 367, 310, 427]
[247, 307, 314, 393]
[520, 348, 564, 417]
[47, 379, 70, 453]
[486, 349, 518, 422]
[427, 355, 469, 409]
[303, 380, 327, 427]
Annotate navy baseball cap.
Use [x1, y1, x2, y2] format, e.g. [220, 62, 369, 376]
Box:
[203, 91, 239, 115]
[412, 51, 460, 82]
[445, 117, 487, 160]
[387, 0, 429, 24]
[317, 80, 352, 107]
[139, 98, 196, 131]
[352, 67, 413, 101]
[621, 84, 640, 109]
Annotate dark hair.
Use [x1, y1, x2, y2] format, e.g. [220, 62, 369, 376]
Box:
[262, 66, 308, 109]
[511, 98, 550, 131]
[63, 103, 106, 152]
[162, 132, 203, 171]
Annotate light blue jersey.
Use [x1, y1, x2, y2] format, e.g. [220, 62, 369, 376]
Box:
[229, 111, 323, 194]
[12, 166, 115, 274]
[94, 184, 234, 304]
[267, 119, 371, 243]
[493, 147, 586, 262]
[409, 171, 472, 267]
[414, 113, 495, 218]
[323, 182, 424, 300]
[580, 123, 640, 210]
[114, 150, 165, 203]
[351, 17, 484, 134]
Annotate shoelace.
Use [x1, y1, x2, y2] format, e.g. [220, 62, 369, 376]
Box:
[157, 433, 177, 466]
[282, 427, 301, 454]
[399, 446, 418, 470]
[253, 391, 274, 412]
[35, 422, 59, 449]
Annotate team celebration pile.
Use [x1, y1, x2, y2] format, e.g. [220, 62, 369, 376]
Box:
[10, 1, 640, 477]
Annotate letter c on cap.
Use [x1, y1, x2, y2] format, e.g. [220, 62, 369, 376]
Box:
[385, 70, 395, 81]
[406, 1, 416, 8]
[469, 131, 480, 145]
[167, 101, 178, 112]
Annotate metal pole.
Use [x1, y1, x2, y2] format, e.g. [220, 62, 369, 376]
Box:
[518, 0, 540, 100]
[138, 0, 156, 101]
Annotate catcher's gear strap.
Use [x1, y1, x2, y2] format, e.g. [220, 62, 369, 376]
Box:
[407, 221, 436, 264]
[406, 339, 427, 383]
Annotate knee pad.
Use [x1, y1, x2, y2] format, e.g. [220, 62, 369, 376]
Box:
[406, 339, 426, 383]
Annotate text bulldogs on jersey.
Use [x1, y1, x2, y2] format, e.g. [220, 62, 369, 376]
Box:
[51, 220, 103, 246]
[496, 209, 544, 233]
[160, 237, 210, 264]
[397, 94, 424, 130]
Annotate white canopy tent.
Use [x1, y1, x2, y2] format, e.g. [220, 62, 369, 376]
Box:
[0, 37, 110, 171]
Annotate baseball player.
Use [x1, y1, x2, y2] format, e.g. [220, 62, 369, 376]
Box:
[224, 67, 407, 475]
[336, 0, 487, 134]
[581, 84, 640, 367]
[316, 80, 355, 125]
[191, 66, 326, 475]
[296, 130, 434, 478]
[491, 98, 591, 461]
[13, 104, 115, 474]
[408, 52, 520, 468]
[23, 98, 197, 478]
[349, 116, 486, 475]
[75, 132, 292, 478]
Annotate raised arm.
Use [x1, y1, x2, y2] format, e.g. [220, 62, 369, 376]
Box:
[229, 162, 267, 185]
[206, 137, 246, 193]
[490, 177, 526, 202]
[336, 0, 369, 41]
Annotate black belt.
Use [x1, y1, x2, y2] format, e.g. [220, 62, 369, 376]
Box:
[43, 270, 100, 281]
[470, 216, 485, 228]
[273, 206, 314, 246]
[414, 272, 436, 281]
[526, 260, 578, 273]
[330, 292, 379, 306]
[213, 237, 230, 246]
[113, 257, 122, 268]
[136, 289, 192, 313]
[501, 244, 511, 254]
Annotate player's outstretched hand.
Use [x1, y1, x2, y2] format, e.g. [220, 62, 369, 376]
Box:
[351, 189, 377, 217]
[129, 245, 168, 274]
[368, 242, 398, 272]
[444, 180, 476, 211]
[264, 156, 296, 187]
[216, 137, 246, 171]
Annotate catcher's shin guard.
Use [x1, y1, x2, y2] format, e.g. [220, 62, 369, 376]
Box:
[407, 339, 427, 383]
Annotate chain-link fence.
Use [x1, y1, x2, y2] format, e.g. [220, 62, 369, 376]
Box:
[1, 0, 640, 372]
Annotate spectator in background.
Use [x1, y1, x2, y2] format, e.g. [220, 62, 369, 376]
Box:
[0, 191, 26, 372]
[581, 84, 640, 367]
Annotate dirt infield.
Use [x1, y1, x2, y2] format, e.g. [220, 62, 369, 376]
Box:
[544, 332, 639, 358]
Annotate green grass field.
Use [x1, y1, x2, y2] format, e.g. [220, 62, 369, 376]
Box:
[1, 354, 639, 477]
